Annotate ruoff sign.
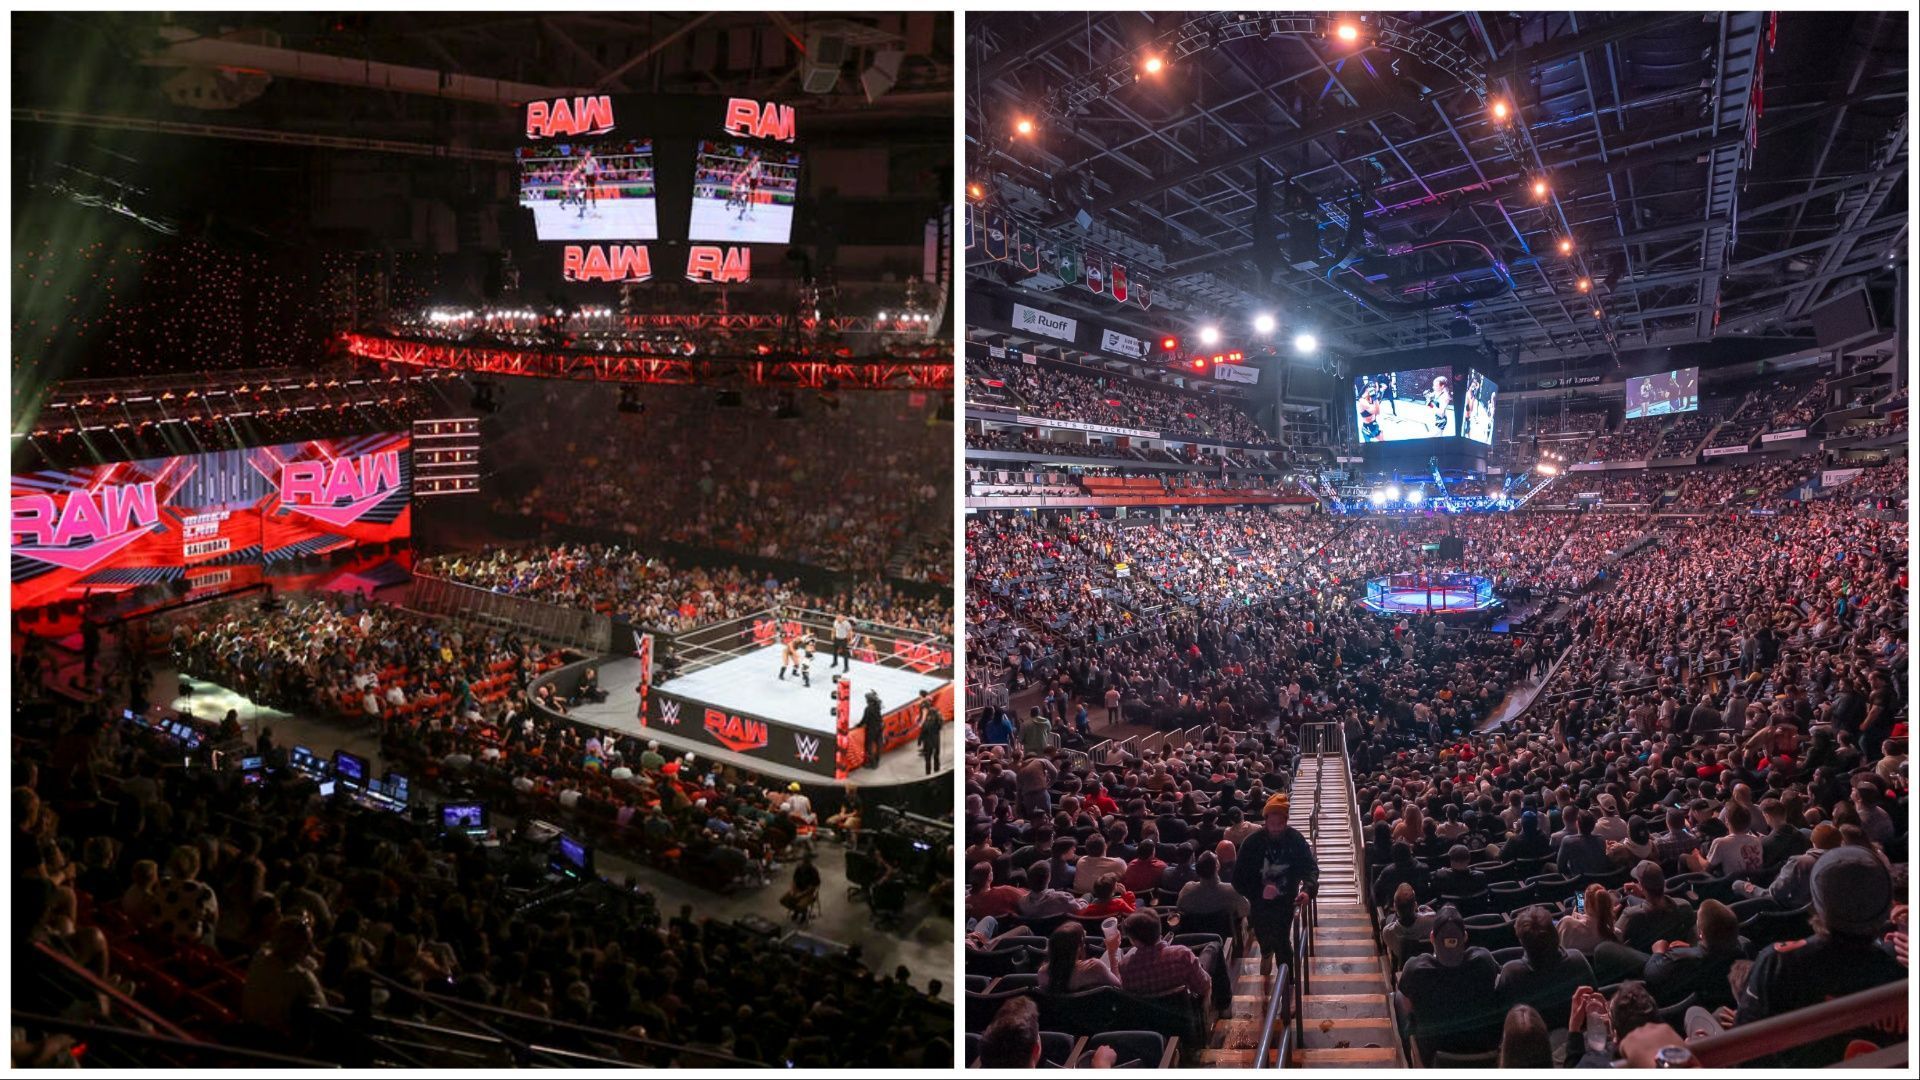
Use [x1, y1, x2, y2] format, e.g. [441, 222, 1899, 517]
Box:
[1012, 303, 1076, 343]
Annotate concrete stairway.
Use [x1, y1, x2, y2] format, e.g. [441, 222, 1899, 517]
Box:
[1195, 748, 1406, 1068]
[1289, 753, 1402, 1068]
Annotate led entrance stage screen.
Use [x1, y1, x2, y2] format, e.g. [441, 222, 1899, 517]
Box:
[517, 138, 658, 241]
[1462, 369, 1498, 445]
[11, 433, 411, 613]
[1625, 366, 1700, 419]
[1355, 366, 1458, 443]
[688, 139, 801, 243]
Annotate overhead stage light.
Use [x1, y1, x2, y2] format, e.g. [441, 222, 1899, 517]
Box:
[1015, 118, 1034, 136]
[1198, 325, 1221, 346]
[1407, 489, 1424, 505]
[1160, 335, 1180, 352]
[967, 182, 984, 200]
[1253, 313, 1277, 335]
[1577, 278, 1591, 293]
[1490, 99, 1511, 122]
[1532, 178, 1550, 199]
[1143, 55, 1165, 75]
[1293, 332, 1319, 355]
[1336, 22, 1360, 43]
[1558, 237, 1574, 255]
[1384, 485, 1401, 502]
[1369, 488, 1388, 506]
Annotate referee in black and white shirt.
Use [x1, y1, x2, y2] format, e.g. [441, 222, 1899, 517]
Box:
[832, 613, 853, 672]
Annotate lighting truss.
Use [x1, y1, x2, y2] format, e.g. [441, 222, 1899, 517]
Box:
[343, 334, 953, 391]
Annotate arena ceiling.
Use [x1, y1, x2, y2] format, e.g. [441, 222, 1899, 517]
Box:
[966, 11, 1908, 366]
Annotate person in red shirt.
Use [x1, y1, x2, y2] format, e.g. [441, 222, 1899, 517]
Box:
[1079, 873, 1137, 919]
[965, 862, 1025, 921]
[1119, 841, 1169, 895]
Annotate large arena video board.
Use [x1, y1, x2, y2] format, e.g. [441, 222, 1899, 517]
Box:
[11, 433, 411, 612]
[1355, 366, 1457, 442]
[688, 140, 802, 244]
[517, 138, 658, 241]
[1462, 369, 1498, 444]
[519, 94, 801, 284]
[1625, 366, 1700, 419]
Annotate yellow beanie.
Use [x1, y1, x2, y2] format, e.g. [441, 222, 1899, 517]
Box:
[1264, 793, 1291, 817]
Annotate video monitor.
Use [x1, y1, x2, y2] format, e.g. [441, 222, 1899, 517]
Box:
[441, 803, 488, 835]
[386, 773, 410, 807]
[517, 138, 658, 241]
[1354, 366, 1458, 442]
[688, 140, 802, 243]
[332, 749, 368, 788]
[1461, 369, 1498, 445]
[289, 745, 325, 777]
[1625, 367, 1699, 419]
[553, 834, 592, 877]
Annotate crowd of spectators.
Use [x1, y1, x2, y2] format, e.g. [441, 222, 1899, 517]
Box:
[486, 383, 948, 577]
[1667, 455, 1820, 511]
[966, 453, 1907, 1066]
[13, 677, 948, 1068]
[967, 427, 1142, 461]
[968, 357, 1277, 446]
[1586, 422, 1665, 463]
[419, 544, 950, 638]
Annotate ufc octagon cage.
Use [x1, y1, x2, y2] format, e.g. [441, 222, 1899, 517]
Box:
[1360, 571, 1499, 616]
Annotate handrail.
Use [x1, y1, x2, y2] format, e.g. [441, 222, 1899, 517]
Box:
[9, 1011, 339, 1069]
[1252, 960, 1291, 1068]
[1684, 978, 1908, 1067]
[24, 941, 196, 1044]
[408, 988, 771, 1069]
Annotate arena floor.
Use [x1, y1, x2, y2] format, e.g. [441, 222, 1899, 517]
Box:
[1365, 586, 1492, 614]
[524, 197, 658, 241]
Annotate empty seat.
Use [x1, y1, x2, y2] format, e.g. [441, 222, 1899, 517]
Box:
[1464, 914, 1516, 952]
[1079, 1030, 1169, 1069]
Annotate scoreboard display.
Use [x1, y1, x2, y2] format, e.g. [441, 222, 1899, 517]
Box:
[518, 93, 804, 285]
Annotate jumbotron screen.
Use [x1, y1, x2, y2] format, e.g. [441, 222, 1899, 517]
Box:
[1355, 366, 1457, 442]
[11, 434, 412, 612]
[1625, 366, 1699, 419]
[516, 138, 658, 241]
[688, 139, 802, 244]
[1462, 369, 1498, 444]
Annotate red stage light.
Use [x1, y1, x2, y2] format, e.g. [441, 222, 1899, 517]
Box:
[1192, 358, 1206, 370]
[1161, 336, 1179, 352]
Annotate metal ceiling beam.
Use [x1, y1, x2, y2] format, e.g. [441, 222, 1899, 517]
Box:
[141, 32, 582, 105]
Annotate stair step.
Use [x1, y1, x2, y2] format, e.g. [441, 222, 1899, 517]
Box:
[1300, 1017, 1398, 1049]
[1292, 1045, 1402, 1067]
[1199, 1048, 1259, 1067]
[1302, 994, 1392, 1017]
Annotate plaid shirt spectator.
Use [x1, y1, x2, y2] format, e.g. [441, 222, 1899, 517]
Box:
[1114, 939, 1210, 998]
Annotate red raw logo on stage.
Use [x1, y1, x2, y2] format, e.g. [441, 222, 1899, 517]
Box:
[723, 98, 796, 142]
[704, 708, 769, 753]
[280, 451, 402, 527]
[526, 95, 616, 140]
[11, 482, 161, 572]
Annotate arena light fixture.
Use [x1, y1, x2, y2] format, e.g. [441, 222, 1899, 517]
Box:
[1537, 462, 1558, 476]
[1293, 332, 1319, 355]
[967, 182, 984, 200]
[1577, 277, 1591, 292]
[1384, 484, 1401, 501]
[1407, 488, 1424, 505]
[1558, 237, 1574, 255]
[1253, 312, 1277, 336]
[1160, 335, 1180, 352]
[1198, 325, 1222, 346]
[1369, 488, 1388, 506]
[1592, 308, 1603, 319]
[1335, 21, 1360, 44]
[1490, 99, 1511, 123]
[1143, 55, 1165, 75]
[1192, 357, 1207, 371]
[1532, 178, 1549, 199]
[1015, 118, 1035, 136]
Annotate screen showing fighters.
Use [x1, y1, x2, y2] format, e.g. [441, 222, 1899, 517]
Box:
[516, 138, 658, 241]
[1355, 366, 1457, 442]
[1461, 368, 1498, 444]
[688, 139, 802, 244]
[1625, 366, 1700, 419]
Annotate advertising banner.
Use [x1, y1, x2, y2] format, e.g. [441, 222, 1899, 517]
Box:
[1213, 364, 1260, 384]
[1012, 302, 1077, 343]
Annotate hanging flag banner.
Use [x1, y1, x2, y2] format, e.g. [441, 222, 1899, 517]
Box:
[1133, 272, 1152, 309]
[983, 212, 1009, 261]
[1111, 261, 1129, 303]
[1017, 231, 1040, 272]
[1056, 244, 1080, 286]
[1084, 252, 1105, 295]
